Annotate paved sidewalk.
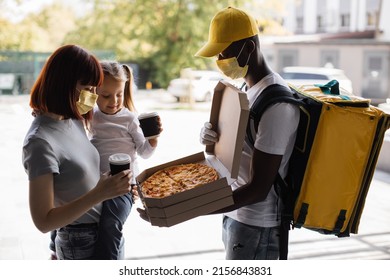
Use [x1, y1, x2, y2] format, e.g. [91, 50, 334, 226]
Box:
[1, 92, 389, 260]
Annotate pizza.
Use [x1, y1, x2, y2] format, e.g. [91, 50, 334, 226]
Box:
[141, 163, 219, 198]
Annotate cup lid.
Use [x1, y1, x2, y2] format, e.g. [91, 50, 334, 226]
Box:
[138, 112, 158, 119]
[108, 153, 131, 164]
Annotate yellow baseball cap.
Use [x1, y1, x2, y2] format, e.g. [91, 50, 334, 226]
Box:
[195, 7, 259, 58]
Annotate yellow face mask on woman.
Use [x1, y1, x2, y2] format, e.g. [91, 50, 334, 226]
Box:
[76, 89, 98, 115]
[216, 41, 251, 80]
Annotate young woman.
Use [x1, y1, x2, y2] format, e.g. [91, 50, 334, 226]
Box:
[22, 45, 133, 260]
[90, 61, 162, 259]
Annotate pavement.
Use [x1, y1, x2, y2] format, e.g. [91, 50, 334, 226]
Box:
[1, 90, 390, 261]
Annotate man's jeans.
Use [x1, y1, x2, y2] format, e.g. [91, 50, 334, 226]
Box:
[222, 216, 280, 260]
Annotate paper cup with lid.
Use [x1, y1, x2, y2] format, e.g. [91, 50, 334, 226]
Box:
[109, 153, 131, 175]
[138, 112, 160, 139]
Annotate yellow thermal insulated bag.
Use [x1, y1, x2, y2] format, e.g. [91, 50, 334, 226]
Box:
[291, 84, 390, 236]
[246, 80, 390, 238]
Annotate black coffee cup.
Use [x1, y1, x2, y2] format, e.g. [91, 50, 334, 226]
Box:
[138, 112, 160, 139]
[109, 153, 131, 175]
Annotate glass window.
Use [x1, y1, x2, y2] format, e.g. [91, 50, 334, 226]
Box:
[366, 0, 380, 27]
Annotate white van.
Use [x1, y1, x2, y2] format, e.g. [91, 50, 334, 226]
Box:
[167, 70, 224, 102]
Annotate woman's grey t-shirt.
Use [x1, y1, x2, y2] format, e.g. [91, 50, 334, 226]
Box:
[23, 115, 102, 224]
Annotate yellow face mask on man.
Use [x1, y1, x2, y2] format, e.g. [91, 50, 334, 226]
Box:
[76, 89, 98, 115]
[216, 41, 251, 80]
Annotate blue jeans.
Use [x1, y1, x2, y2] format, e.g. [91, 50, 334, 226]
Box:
[222, 216, 280, 260]
[93, 192, 133, 260]
[55, 223, 98, 260]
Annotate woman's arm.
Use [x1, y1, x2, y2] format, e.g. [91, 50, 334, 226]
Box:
[29, 170, 132, 233]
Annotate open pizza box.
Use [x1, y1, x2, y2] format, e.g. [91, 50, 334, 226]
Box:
[136, 80, 249, 227]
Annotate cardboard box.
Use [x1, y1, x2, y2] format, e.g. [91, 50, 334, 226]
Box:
[147, 180, 233, 218]
[136, 80, 249, 227]
[148, 196, 234, 227]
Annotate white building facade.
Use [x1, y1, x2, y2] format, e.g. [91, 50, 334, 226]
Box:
[262, 0, 390, 102]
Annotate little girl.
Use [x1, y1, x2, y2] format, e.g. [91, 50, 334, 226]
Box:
[90, 60, 162, 259]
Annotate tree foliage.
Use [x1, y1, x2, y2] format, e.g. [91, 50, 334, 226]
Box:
[0, 1, 76, 51]
[65, 0, 249, 88]
[1, 0, 289, 88]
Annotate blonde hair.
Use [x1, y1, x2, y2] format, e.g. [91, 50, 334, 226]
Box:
[100, 60, 136, 112]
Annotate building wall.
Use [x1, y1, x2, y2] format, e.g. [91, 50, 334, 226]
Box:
[276, 0, 390, 170]
[263, 42, 390, 100]
[263, 0, 390, 100]
[284, 0, 382, 34]
[303, 0, 316, 33]
[379, 0, 390, 40]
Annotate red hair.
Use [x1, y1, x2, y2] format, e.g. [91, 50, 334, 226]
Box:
[30, 45, 103, 120]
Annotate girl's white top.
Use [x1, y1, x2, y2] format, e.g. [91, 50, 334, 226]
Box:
[90, 107, 155, 183]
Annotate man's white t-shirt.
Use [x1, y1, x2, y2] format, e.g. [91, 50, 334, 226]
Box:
[225, 72, 300, 227]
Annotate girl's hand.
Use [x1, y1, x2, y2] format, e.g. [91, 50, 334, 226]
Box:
[156, 116, 163, 134]
[148, 116, 163, 147]
[148, 138, 158, 147]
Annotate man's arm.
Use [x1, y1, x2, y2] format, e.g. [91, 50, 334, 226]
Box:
[213, 148, 282, 213]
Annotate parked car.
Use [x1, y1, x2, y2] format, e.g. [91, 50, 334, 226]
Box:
[280, 66, 354, 94]
[167, 70, 224, 102]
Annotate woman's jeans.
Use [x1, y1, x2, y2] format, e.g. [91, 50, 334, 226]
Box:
[51, 193, 131, 260]
[55, 223, 99, 260]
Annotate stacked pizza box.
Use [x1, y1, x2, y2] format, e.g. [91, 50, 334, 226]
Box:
[136, 81, 250, 227]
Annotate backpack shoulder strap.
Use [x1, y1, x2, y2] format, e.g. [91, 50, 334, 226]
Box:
[245, 84, 304, 260]
[246, 84, 303, 148]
